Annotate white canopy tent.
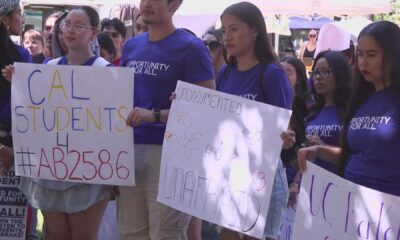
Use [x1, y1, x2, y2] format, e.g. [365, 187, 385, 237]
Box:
[21, 0, 393, 49]
[172, 0, 392, 37]
[175, 0, 392, 16]
[22, 0, 391, 17]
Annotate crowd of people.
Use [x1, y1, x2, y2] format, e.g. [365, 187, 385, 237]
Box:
[0, 0, 399, 239]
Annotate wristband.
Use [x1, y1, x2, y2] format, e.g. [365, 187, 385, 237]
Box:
[152, 108, 161, 122]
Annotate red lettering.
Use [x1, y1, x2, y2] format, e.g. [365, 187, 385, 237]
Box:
[116, 151, 129, 179]
[98, 150, 113, 180]
[52, 147, 68, 180]
[68, 150, 82, 180]
[82, 151, 97, 180]
[38, 148, 55, 178]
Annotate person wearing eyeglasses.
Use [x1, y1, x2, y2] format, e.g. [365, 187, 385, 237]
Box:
[304, 51, 352, 174]
[6, 6, 113, 240]
[101, 18, 126, 66]
[298, 29, 318, 63]
[202, 28, 225, 84]
[298, 21, 400, 199]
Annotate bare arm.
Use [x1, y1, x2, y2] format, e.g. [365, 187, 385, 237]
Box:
[297, 145, 341, 172]
[126, 79, 216, 126]
[194, 79, 215, 90]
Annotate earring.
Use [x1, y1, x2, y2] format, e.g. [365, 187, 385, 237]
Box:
[6, 25, 9, 31]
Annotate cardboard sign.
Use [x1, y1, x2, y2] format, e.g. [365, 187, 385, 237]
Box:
[292, 162, 400, 240]
[157, 81, 292, 239]
[11, 63, 135, 186]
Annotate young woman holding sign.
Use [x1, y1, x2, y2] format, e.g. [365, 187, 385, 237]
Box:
[304, 50, 352, 173]
[0, 0, 31, 152]
[4, 6, 112, 240]
[298, 21, 400, 197]
[217, 2, 294, 240]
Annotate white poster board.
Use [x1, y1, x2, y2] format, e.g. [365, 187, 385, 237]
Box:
[292, 162, 400, 240]
[11, 63, 135, 186]
[278, 205, 296, 240]
[157, 81, 292, 239]
[0, 168, 28, 240]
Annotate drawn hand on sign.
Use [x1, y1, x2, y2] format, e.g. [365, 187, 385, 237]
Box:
[175, 104, 189, 126]
[205, 141, 223, 161]
[242, 129, 263, 146]
[255, 171, 266, 191]
[179, 127, 202, 159]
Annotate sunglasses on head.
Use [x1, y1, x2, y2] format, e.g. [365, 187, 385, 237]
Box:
[203, 41, 221, 51]
[309, 34, 317, 38]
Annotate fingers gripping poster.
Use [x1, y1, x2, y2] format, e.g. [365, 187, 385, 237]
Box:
[11, 63, 135, 186]
[157, 81, 292, 239]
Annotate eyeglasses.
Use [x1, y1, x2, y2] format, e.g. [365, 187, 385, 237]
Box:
[44, 25, 52, 32]
[104, 31, 120, 38]
[309, 68, 332, 79]
[203, 41, 221, 51]
[60, 22, 94, 33]
[309, 34, 317, 38]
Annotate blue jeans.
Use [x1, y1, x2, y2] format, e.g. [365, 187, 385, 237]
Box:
[263, 160, 289, 239]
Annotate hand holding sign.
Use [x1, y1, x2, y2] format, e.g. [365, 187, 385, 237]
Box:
[11, 63, 135, 186]
[1, 64, 15, 82]
[0, 145, 14, 175]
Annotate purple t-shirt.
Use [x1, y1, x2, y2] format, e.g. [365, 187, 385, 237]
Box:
[56, 56, 112, 66]
[346, 86, 400, 196]
[305, 106, 341, 173]
[122, 29, 214, 145]
[217, 63, 293, 109]
[0, 45, 32, 125]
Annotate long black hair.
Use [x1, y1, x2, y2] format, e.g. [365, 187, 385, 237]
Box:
[308, 51, 352, 122]
[0, 7, 22, 93]
[280, 56, 310, 102]
[220, 1, 277, 66]
[73, 6, 99, 28]
[338, 21, 400, 176]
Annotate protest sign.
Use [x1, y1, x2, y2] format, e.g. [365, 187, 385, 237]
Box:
[292, 162, 400, 240]
[157, 81, 292, 239]
[0, 168, 27, 240]
[278, 205, 296, 240]
[11, 63, 135, 186]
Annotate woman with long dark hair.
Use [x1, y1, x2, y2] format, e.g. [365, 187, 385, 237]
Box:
[217, 2, 293, 240]
[1, 0, 35, 237]
[4, 6, 112, 239]
[1, 0, 31, 149]
[298, 21, 400, 197]
[304, 51, 352, 173]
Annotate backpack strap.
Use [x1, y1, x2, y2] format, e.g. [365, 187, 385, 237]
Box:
[258, 62, 269, 102]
